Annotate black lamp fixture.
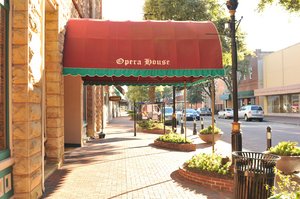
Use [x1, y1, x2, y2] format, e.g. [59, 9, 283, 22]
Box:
[226, 0, 242, 152]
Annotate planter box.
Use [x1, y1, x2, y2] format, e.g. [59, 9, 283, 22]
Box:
[199, 132, 223, 143]
[178, 166, 233, 192]
[139, 128, 171, 134]
[276, 155, 300, 174]
[153, 140, 196, 151]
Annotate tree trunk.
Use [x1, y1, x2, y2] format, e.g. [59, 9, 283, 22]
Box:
[149, 86, 156, 103]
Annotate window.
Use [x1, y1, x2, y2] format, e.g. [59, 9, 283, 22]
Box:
[249, 67, 253, 80]
[0, 1, 9, 159]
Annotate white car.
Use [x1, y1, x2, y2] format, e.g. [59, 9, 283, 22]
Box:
[238, 105, 264, 122]
[218, 108, 233, 119]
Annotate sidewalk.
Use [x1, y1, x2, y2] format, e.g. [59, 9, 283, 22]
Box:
[43, 116, 233, 199]
[264, 115, 300, 126]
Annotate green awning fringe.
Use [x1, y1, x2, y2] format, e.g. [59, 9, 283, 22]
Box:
[63, 68, 224, 77]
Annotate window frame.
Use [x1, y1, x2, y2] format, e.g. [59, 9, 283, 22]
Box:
[0, 0, 10, 160]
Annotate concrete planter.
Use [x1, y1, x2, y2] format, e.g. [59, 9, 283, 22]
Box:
[275, 155, 300, 174]
[199, 132, 223, 143]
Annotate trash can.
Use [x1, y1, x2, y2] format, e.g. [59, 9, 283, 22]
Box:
[232, 151, 280, 199]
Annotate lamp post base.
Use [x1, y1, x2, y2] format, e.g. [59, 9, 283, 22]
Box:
[231, 122, 242, 152]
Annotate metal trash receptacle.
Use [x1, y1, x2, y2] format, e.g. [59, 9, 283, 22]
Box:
[232, 151, 280, 199]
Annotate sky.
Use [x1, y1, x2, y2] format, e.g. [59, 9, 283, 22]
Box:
[102, 0, 300, 52]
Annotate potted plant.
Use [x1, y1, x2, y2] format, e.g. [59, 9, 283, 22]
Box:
[268, 141, 300, 174]
[198, 125, 223, 143]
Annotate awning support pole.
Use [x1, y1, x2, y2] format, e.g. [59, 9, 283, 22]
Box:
[211, 79, 215, 153]
[134, 101, 136, 136]
[184, 81, 187, 142]
[163, 103, 166, 134]
[172, 86, 176, 132]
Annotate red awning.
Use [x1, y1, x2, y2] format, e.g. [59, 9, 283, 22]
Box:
[63, 19, 223, 86]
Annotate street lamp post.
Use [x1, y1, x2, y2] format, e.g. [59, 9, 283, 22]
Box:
[226, 0, 242, 152]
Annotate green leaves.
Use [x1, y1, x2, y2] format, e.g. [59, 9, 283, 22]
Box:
[199, 125, 222, 134]
[269, 141, 300, 156]
[267, 168, 300, 199]
[186, 153, 231, 175]
[157, 132, 192, 144]
[138, 120, 171, 131]
[258, 0, 300, 13]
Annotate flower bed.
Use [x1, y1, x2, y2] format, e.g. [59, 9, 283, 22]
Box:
[178, 165, 233, 192]
[153, 140, 196, 151]
[137, 120, 171, 134]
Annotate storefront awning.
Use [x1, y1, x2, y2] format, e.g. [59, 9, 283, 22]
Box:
[63, 19, 224, 85]
[220, 93, 231, 101]
[114, 86, 126, 100]
[238, 90, 254, 99]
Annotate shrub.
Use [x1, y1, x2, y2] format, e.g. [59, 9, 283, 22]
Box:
[199, 125, 222, 134]
[137, 120, 154, 129]
[127, 110, 135, 119]
[269, 141, 300, 156]
[267, 169, 300, 199]
[186, 153, 231, 175]
[157, 132, 192, 144]
[138, 120, 171, 131]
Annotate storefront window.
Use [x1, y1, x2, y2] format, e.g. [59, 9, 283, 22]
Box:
[0, 1, 9, 158]
[282, 95, 291, 113]
[291, 94, 299, 113]
[267, 96, 280, 113]
[268, 94, 300, 114]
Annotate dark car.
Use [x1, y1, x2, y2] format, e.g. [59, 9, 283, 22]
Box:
[182, 109, 199, 121]
[197, 107, 212, 116]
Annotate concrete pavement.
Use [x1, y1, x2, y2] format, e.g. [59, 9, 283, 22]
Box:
[43, 116, 233, 199]
[264, 115, 300, 126]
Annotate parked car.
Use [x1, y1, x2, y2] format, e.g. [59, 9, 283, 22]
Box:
[180, 109, 199, 121]
[218, 108, 233, 119]
[197, 107, 212, 116]
[238, 105, 264, 122]
[163, 107, 174, 125]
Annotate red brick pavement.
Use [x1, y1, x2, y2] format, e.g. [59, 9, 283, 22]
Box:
[43, 116, 233, 199]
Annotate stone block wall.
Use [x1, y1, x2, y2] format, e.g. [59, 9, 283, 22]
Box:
[45, 3, 64, 165]
[87, 85, 103, 137]
[10, 0, 102, 198]
[0, 9, 5, 150]
[12, 0, 44, 198]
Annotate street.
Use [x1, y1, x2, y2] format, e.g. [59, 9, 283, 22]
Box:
[177, 116, 300, 152]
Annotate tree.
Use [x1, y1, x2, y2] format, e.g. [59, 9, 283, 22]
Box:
[126, 86, 149, 102]
[155, 86, 173, 102]
[187, 86, 204, 107]
[258, 0, 300, 12]
[126, 85, 173, 103]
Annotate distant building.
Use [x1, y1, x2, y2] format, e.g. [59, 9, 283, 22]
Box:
[219, 49, 272, 110]
[238, 49, 272, 107]
[255, 43, 300, 116]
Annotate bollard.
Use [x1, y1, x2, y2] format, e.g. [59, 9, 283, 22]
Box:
[200, 117, 204, 130]
[181, 117, 184, 134]
[193, 118, 197, 135]
[266, 126, 272, 150]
